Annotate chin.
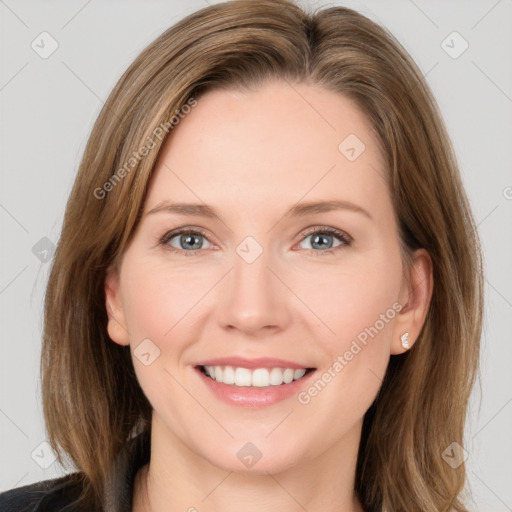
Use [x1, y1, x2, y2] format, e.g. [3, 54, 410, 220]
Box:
[198, 436, 306, 476]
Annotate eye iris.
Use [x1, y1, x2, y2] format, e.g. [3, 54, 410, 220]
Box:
[180, 233, 202, 250]
[311, 233, 334, 250]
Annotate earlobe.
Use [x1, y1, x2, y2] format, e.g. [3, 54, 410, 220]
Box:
[104, 265, 130, 346]
[391, 249, 433, 355]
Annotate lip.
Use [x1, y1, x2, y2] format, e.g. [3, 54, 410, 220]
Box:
[194, 365, 316, 408]
[193, 356, 312, 370]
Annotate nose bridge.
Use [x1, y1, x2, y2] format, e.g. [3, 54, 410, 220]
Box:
[216, 235, 289, 334]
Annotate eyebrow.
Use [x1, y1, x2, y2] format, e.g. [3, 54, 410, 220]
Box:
[146, 199, 372, 221]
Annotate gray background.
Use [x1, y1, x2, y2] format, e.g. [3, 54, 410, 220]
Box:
[1, 0, 511, 510]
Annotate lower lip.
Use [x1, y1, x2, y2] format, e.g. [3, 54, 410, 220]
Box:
[195, 367, 316, 408]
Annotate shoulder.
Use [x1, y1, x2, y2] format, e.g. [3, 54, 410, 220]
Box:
[0, 473, 85, 512]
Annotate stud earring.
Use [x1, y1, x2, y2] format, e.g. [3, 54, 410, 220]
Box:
[400, 332, 410, 349]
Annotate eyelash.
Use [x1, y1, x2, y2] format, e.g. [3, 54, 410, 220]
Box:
[159, 226, 352, 257]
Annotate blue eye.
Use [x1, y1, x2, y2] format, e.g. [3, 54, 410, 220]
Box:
[297, 227, 352, 255]
[159, 226, 352, 257]
[161, 229, 211, 256]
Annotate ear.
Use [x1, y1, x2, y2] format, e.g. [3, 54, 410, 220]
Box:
[104, 265, 130, 346]
[391, 248, 433, 354]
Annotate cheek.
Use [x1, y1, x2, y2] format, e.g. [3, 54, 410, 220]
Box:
[119, 260, 204, 410]
[296, 257, 401, 417]
[120, 257, 223, 394]
[118, 261, 202, 403]
[122, 259, 209, 342]
[302, 256, 402, 350]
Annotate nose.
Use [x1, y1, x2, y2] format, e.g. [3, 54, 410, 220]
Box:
[216, 244, 292, 337]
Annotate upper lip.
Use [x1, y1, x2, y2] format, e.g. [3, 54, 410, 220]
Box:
[194, 357, 315, 370]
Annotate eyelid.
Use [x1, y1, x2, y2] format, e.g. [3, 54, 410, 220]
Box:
[159, 226, 215, 253]
[159, 225, 352, 256]
[299, 225, 353, 244]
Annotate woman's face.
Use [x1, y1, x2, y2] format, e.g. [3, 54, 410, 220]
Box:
[105, 80, 420, 474]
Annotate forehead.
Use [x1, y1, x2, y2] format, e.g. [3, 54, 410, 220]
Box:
[144, 80, 388, 219]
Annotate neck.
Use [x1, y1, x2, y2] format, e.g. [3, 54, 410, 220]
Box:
[133, 414, 364, 512]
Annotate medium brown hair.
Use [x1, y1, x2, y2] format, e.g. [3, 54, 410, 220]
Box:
[41, 1, 483, 510]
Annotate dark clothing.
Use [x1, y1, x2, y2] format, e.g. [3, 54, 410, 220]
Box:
[0, 432, 150, 512]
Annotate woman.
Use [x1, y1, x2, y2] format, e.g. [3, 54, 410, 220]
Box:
[0, 0, 483, 511]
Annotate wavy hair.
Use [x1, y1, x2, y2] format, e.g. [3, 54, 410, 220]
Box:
[41, 1, 483, 510]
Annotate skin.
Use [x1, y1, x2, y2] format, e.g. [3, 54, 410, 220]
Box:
[105, 80, 433, 512]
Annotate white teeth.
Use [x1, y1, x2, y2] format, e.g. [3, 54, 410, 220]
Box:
[234, 367, 252, 386]
[251, 368, 269, 387]
[269, 367, 283, 385]
[282, 368, 294, 384]
[202, 365, 309, 387]
[294, 368, 306, 380]
[223, 365, 235, 384]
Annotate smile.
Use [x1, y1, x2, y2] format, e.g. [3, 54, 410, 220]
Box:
[194, 359, 317, 407]
[198, 365, 315, 387]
